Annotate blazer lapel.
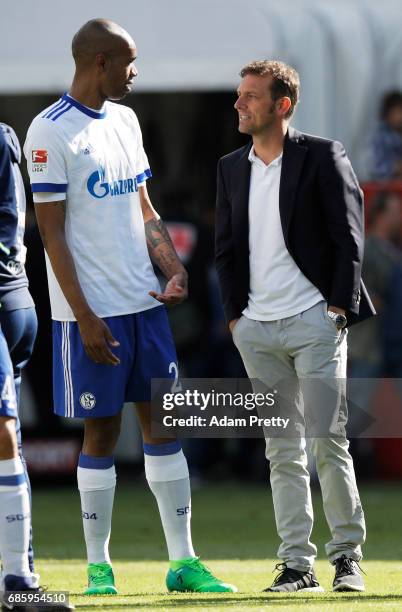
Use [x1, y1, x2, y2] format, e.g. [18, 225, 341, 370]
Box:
[279, 127, 308, 246]
[232, 142, 252, 260]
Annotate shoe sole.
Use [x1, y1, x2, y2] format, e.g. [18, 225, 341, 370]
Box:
[84, 587, 118, 595]
[302, 586, 325, 593]
[266, 586, 325, 593]
[167, 587, 238, 593]
[333, 583, 365, 592]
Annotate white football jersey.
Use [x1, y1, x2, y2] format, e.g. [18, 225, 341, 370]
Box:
[24, 93, 161, 321]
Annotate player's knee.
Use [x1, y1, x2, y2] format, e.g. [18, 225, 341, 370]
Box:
[135, 403, 177, 446]
[83, 415, 122, 454]
[0, 417, 18, 459]
[137, 413, 176, 445]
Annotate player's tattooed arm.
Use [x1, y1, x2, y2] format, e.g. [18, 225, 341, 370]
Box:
[140, 185, 188, 305]
[144, 217, 183, 276]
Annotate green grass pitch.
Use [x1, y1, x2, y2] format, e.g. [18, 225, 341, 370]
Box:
[31, 482, 402, 610]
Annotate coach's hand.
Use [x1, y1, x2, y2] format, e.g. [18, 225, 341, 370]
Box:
[77, 312, 120, 366]
[149, 272, 188, 305]
[229, 318, 239, 334]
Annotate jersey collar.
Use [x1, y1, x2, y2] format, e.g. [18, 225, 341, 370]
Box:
[63, 93, 107, 119]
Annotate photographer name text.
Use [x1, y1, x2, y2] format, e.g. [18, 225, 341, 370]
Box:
[162, 415, 290, 429]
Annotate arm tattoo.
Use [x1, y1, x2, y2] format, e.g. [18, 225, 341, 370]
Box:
[145, 217, 172, 250]
[144, 217, 185, 280]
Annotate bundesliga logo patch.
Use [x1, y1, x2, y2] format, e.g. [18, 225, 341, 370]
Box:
[32, 149, 48, 173]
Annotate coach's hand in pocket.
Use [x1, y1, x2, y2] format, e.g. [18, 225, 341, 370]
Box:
[229, 318, 239, 334]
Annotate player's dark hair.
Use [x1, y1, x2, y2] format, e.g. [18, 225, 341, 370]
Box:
[240, 60, 300, 119]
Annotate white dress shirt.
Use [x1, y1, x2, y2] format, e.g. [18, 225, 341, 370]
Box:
[243, 146, 323, 321]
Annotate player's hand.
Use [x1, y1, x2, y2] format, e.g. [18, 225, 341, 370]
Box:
[229, 318, 239, 334]
[77, 312, 120, 366]
[149, 272, 188, 305]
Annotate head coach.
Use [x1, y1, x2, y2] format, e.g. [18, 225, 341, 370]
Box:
[215, 60, 376, 593]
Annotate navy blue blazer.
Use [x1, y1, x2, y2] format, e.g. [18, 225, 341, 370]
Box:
[215, 127, 376, 326]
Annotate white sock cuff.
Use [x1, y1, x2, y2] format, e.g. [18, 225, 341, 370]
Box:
[77, 465, 116, 491]
[0, 458, 26, 491]
[0, 457, 24, 476]
[144, 449, 189, 482]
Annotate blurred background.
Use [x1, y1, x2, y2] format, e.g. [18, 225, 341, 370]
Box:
[1, 0, 402, 484]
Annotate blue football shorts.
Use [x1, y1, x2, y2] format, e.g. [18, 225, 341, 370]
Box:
[0, 326, 17, 418]
[52, 305, 178, 418]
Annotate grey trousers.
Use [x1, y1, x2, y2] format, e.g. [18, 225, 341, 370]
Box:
[233, 301, 366, 571]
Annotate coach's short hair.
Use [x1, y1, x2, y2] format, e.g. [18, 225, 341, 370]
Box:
[240, 60, 300, 119]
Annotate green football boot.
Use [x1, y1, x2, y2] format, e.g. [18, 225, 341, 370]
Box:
[166, 557, 238, 593]
[84, 562, 118, 595]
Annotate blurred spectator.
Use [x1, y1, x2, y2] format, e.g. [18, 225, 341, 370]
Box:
[369, 91, 402, 180]
[347, 191, 402, 475]
[349, 191, 402, 377]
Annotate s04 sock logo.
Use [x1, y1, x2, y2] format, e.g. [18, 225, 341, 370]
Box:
[6, 513, 30, 522]
[82, 512, 98, 520]
[176, 506, 190, 516]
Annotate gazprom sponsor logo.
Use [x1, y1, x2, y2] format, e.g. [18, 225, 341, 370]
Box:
[87, 167, 138, 199]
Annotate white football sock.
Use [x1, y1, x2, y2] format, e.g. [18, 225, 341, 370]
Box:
[0, 458, 31, 577]
[77, 456, 116, 565]
[144, 446, 195, 561]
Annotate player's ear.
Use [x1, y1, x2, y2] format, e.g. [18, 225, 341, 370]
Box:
[95, 53, 107, 71]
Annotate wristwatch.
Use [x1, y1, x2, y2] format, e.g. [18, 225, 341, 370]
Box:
[327, 310, 347, 330]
